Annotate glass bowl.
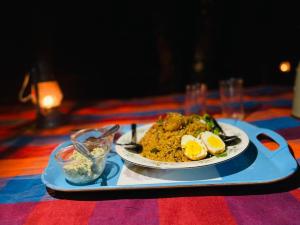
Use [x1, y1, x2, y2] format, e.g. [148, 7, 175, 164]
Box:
[55, 126, 117, 185]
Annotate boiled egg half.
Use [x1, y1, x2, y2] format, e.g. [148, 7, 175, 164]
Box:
[181, 135, 207, 160]
[201, 131, 226, 155]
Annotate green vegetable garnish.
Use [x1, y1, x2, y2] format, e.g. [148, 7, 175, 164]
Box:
[213, 127, 221, 135]
[215, 152, 227, 157]
[203, 114, 224, 135]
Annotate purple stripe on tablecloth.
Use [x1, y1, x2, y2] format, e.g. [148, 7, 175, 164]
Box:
[88, 199, 159, 225]
[277, 126, 300, 140]
[0, 202, 37, 225]
[226, 193, 300, 225]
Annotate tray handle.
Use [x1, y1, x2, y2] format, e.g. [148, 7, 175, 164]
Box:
[251, 128, 288, 158]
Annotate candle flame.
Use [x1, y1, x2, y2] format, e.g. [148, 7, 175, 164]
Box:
[42, 95, 55, 109]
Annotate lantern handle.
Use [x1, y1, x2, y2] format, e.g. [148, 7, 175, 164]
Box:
[18, 72, 32, 103]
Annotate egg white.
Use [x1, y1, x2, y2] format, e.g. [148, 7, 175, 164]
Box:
[181, 135, 207, 160]
[201, 131, 225, 155]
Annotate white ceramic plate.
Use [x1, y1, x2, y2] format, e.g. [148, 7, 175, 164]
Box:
[115, 122, 249, 169]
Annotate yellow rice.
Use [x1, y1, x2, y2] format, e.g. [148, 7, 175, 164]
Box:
[139, 112, 210, 162]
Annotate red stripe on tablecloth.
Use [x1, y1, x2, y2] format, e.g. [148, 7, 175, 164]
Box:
[0, 157, 49, 178]
[89, 199, 159, 225]
[245, 108, 291, 122]
[0, 202, 37, 225]
[158, 196, 236, 225]
[0, 129, 16, 136]
[1, 144, 57, 159]
[0, 111, 35, 120]
[24, 200, 96, 225]
[24, 117, 159, 136]
[258, 141, 279, 151]
[287, 140, 300, 159]
[290, 189, 300, 201]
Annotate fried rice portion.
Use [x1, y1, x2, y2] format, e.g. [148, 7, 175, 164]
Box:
[139, 112, 210, 162]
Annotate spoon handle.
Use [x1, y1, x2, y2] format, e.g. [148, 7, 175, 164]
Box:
[115, 143, 136, 147]
[212, 117, 225, 135]
[73, 142, 93, 161]
[102, 124, 120, 138]
[83, 125, 120, 147]
[131, 124, 137, 143]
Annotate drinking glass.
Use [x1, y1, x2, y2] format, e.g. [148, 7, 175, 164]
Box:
[184, 83, 207, 115]
[219, 78, 244, 119]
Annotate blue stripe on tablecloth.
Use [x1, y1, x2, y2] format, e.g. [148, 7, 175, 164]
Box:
[244, 86, 292, 96]
[243, 99, 291, 109]
[251, 117, 300, 131]
[0, 175, 50, 203]
[1, 135, 69, 147]
[244, 101, 261, 109]
[262, 99, 292, 108]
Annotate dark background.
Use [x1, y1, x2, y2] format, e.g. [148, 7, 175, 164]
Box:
[1, 1, 300, 104]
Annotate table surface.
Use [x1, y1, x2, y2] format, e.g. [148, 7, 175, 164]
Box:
[1, 85, 300, 225]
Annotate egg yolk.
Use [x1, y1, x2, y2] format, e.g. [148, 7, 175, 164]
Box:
[207, 136, 224, 149]
[184, 141, 203, 156]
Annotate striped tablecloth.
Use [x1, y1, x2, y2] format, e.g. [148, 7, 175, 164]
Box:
[1, 86, 300, 225]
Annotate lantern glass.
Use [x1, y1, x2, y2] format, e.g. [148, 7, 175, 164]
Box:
[31, 81, 63, 110]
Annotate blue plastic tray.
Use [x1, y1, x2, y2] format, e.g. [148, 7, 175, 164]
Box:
[41, 119, 298, 192]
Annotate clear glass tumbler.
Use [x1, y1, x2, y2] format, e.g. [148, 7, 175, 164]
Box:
[219, 78, 244, 119]
[184, 83, 207, 115]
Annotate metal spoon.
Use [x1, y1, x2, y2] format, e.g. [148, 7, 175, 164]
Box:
[115, 124, 143, 153]
[219, 134, 241, 145]
[116, 142, 143, 152]
[211, 117, 225, 135]
[84, 124, 120, 142]
[211, 118, 241, 145]
[84, 124, 120, 150]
